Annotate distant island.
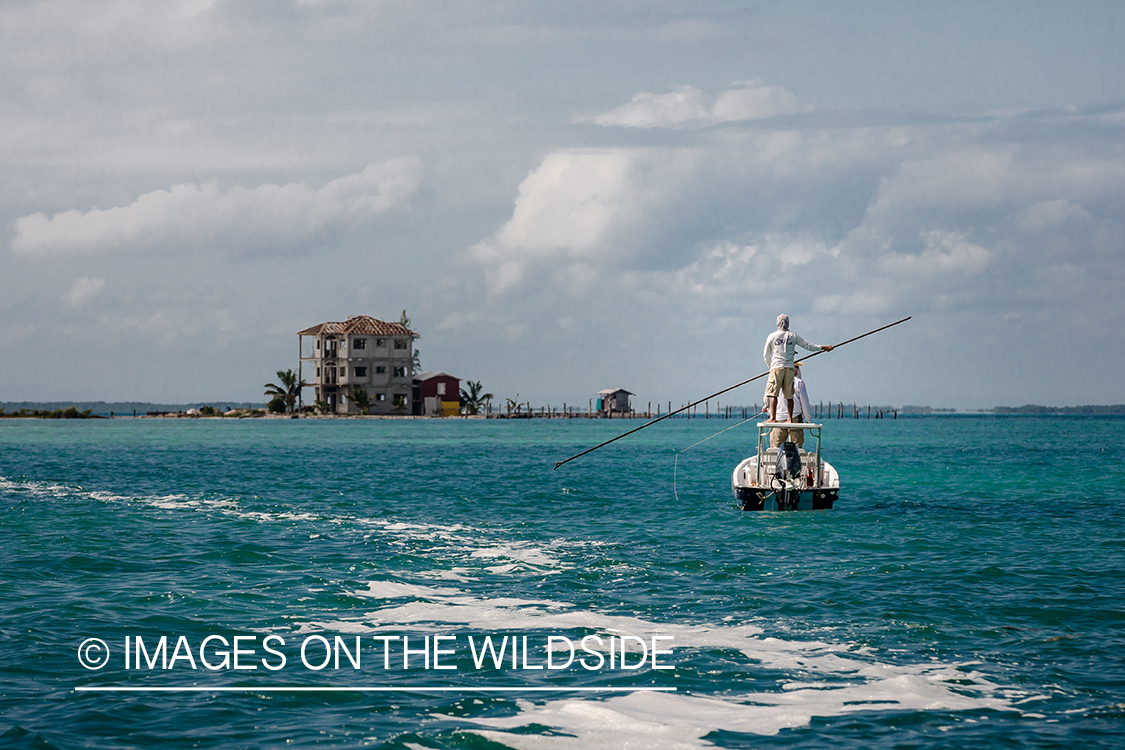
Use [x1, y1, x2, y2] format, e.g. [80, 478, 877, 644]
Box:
[900, 406, 958, 414]
[990, 404, 1125, 415]
[0, 401, 265, 417]
[3, 401, 1124, 419]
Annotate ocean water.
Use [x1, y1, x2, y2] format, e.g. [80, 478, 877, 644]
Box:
[1, 416, 1123, 749]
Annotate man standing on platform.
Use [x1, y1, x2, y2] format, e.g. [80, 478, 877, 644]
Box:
[763, 362, 812, 447]
[763, 315, 831, 423]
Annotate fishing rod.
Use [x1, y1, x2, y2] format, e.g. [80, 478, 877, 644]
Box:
[552, 315, 911, 470]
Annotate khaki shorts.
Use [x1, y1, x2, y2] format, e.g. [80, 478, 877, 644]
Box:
[770, 415, 804, 448]
[765, 368, 794, 399]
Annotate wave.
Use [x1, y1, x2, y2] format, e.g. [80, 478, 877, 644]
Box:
[297, 580, 1023, 746]
[0, 476, 572, 575]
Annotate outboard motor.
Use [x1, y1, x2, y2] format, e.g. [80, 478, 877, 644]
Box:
[774, 441, 802, 510]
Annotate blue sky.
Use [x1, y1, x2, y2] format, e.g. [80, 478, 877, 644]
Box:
[2, 1, 1123, 408]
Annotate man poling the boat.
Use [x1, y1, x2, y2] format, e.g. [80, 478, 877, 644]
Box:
[763, 361, 811, 448]
[551, 315, 911, 470]
[763, 314, 832, 424]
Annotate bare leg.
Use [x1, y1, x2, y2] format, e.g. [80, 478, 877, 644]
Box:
[786, 398, 795, 423]
[768, 396, 777, 422]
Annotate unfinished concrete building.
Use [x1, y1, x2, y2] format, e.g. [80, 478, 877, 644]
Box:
[296, 315, 417, 415]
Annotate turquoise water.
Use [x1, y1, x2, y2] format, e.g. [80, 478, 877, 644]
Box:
[1, 416, 1123, 748]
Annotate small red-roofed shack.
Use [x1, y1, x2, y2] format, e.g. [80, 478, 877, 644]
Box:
[413, 371, 461, 416]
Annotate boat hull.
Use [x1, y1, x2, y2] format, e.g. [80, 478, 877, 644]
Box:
[731, 424, 839, 512]
[735, 486, 838, 512]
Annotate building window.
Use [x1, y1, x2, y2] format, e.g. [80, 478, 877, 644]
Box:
[375, 366, 386, 374]
[393, 394, 407, 407]
[393, 366, 405, 378]
[340, 367, 346, 376]
[437, 382, 446, 396]
[316, 367, 320, 377]
[354, 338, 367, 350]
[375, 339, 385, 347]
[394, 339, 407, 350]
[316, 339, 320, 349]
[354, 366, 367, 377]
[375, 393, 386, 402]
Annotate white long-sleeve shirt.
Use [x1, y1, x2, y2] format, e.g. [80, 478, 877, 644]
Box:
[765, 377, 812, 421]
[763, 329, 822, 370]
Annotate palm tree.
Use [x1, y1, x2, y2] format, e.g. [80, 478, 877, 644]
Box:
[264, 369, 307, 414]
[399, 310, 422, 373]
[459, 380, 493, 415]
[350, 387, 372, 415]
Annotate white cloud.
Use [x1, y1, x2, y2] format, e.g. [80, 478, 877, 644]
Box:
[878, 231, 991, 278]
[466, 107, 1125, 370]
[583, 81, 804, 129]
[588, 85, 711, 129]
[3, 0, 226, 53]
[471, 149, 695, 291]
[494, 151, 635, 254]
[62, 277, 105, 307]
[812, 290, 894, 316]
[860, 148, 1018, 226]
[11, 158, 422, 257]
[712, 81, 803, 122]
[1020, 199, 1091, 232]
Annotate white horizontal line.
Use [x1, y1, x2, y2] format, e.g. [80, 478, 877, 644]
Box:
[75, 686, 676, 693]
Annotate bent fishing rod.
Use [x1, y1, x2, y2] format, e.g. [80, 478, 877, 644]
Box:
[552, 316, 911, 470]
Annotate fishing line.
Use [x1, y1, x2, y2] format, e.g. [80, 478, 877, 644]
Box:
[672, 414, 757, 502]
[553, 316, 911, 469]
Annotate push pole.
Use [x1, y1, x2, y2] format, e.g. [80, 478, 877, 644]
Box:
[552, 316, 911, 469]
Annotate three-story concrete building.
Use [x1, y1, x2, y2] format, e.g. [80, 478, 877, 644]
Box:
[296, 315, 417, 414]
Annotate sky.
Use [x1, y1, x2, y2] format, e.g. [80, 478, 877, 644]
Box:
[2, 0, 1123, 410]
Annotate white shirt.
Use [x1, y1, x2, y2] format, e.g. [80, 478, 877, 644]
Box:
[765, 377, 812, 421]
[763, 329, 822, 370]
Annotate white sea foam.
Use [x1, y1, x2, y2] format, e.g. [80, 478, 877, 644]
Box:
[1, 476, 190, 508]
[2, 476, 572, 579]
[317, 580, 1017, 746]
[361, 519, 571, 574]
[471, 542, 563, 571]
[460, 678, 1012, 748]
[3, 475, 1020, 744]
[354, 580, 463, 600]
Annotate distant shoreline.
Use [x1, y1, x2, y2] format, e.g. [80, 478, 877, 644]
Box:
[3, 401, 1125, 419]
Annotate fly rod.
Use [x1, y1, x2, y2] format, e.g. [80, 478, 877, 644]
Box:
[552, 315, 911, 469]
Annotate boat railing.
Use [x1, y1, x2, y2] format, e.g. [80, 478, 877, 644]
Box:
[755, 422, 823, 488]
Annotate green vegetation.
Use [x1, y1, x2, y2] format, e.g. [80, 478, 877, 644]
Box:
[264, 369, 307, 413]
[0, 406, 101, 419]
[459, 380, 493, 415]
[350, 387, 372, 415]
[399, 310, 422, 372]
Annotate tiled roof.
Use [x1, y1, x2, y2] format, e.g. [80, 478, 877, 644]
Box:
[296, 315, 416, 337]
